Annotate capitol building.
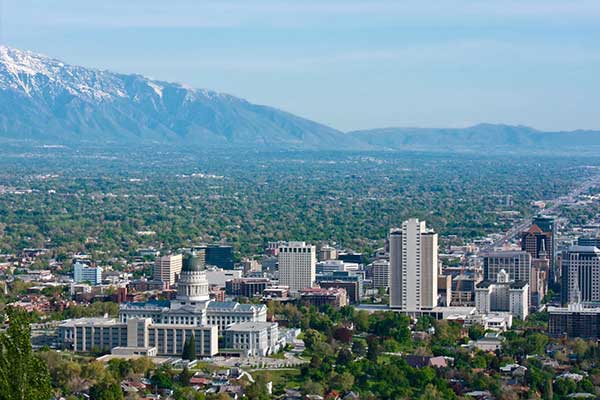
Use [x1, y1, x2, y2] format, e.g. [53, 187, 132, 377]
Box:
[58, 252, 278, 357]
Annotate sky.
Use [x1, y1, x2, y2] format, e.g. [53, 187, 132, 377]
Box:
[2, 0, 600, 132]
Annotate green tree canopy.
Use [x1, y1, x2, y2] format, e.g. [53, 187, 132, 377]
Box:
[0, 307, 52, 400]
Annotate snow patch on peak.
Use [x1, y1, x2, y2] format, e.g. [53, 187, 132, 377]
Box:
[147, 81, 163, 98]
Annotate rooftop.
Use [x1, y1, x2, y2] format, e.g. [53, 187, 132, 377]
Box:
[59, 317, 120, 327]
[225, 322, 277, 332]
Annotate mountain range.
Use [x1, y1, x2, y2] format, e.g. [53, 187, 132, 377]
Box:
[1, 45, 600, 152]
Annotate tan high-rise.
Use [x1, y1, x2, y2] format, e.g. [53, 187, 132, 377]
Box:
[154, 254, 183, 287]
[389, 218, 438, 310]
[278, 241, 316, 292]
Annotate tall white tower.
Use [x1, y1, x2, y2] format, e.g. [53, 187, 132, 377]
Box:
[389, 218, 438, 310]
[278, 241, 316, 292]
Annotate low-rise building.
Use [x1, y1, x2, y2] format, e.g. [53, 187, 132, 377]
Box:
[549, 304, 600, 339]
[474, 332, 505, 352]
[223, 322, 279, 356]
[316, 270, 363, 303]
[73, 262, 103, 285]
[225, 278, 271, 298]
[299, 287, 348, 308]
[206, 302, 268, 331]
[57, 317, 218, 356]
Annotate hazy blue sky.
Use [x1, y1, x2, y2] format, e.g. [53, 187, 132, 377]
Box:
[2, 0, 600, 131]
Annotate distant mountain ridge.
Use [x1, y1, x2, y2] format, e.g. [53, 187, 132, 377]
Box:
[348, 123, 600, 152]
[1, 46, 600, 152]
[0, 46, 357, 148]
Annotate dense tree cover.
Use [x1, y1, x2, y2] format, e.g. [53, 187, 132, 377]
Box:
[0, 308, 52, 400]
[0, 146, 595, 260]
[269, 303, 600, 399]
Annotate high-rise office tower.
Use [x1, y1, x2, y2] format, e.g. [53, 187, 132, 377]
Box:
[154, 253, 183, 287]
[521, 215, 556, 284]
[389, 218, 438, 311]
[483, 251, 531, 284]
[369, 259, 390, 290]
[193, 245, 234, 269]
[278, 241, 316, 292]
[561, 245, 600, 305]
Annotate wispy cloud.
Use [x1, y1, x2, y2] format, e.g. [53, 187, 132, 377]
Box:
[6, 0, 600, 30]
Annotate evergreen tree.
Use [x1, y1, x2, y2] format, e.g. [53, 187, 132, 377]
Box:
[0, 307, 52, 400]
[182, 334, 196, 361]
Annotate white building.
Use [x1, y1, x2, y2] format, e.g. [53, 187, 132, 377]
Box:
[154, 254, 183, 287]
[57, 316, 218, 357]
[224, 322, 280, 356]
[278, 241, 316, 292]
[475, 269, 529, 320]
[205, 267, 242, 288]
[59, 252, 266, 356]
[370, 259, 390, 290]
[121, 253, 267, 329]
[562, 245, 600, 304]
[482, 250, 531, 301]
[389, 218, 438, 311]
[73, 262, 103, 285]
[206, 302, 268, 331]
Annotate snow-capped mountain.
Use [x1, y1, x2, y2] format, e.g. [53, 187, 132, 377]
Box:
[0, 46, 352, 147]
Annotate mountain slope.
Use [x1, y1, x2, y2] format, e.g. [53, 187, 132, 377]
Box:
[348, 123, 600, 152]
[0, 46, 357, 148]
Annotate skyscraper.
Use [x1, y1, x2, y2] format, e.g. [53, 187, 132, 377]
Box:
[483, 251, 531, 284]
[389, 218, 438, 311]
[561, 245, 600, 305]
[521, 215, 556, 284]
[154, 253, 183, 287]
[278, 241, 316, 292]
[193, 245, 234, 269]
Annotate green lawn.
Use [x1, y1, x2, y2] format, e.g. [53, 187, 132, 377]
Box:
[252, 368, 303, 394]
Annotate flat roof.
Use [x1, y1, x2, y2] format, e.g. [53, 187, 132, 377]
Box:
[225, 322, 276, 331]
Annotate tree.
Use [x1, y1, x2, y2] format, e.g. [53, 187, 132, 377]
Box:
[303, 329, 325, 351]
[329, 372, 355, 392]
[333, 326, 353, 344]
[151, 366, 175, 389]
[89, 380, 124, 400]
[302, 380, 324, 396]
[418, 384, 441, 400]
[175, 387, 206, 400]
[245, 373, 271, 400]
[468, 324, 486, 340]
[352, 340, 366, 356]
[337, 348, 353, 366]
[108, 358, 133, 380]
[182, 334, 196, 361]
[543, 377, 553, 400]
[366, 336, 380, 362]
[179, 366, 193, 386]
[0, 307, 52, 400]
